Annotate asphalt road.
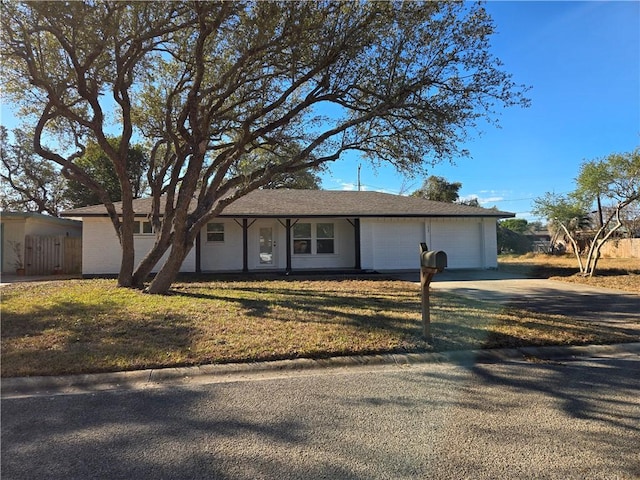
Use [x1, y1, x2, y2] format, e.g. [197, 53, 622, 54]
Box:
[2, 353, 639, 480]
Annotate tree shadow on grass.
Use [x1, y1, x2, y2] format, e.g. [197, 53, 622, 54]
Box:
[3, 277, 637, 377]
[1, 298, 196, 377]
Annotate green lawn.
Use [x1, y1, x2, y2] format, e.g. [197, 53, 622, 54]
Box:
[2, 275, 636, 377]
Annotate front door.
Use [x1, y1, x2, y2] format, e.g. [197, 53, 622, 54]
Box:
[258, 227, 275, 266]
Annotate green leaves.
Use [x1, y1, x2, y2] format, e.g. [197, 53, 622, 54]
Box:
[532, 192, 590, 231]
[411, 176, 462, 202]
[575, 148, 640, 204]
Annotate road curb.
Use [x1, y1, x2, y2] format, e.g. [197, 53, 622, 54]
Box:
[2, 342, 639, 398]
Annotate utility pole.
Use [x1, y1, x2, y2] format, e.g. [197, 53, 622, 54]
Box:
[357, 164, 361, 191]
[597, 195, 604, 228]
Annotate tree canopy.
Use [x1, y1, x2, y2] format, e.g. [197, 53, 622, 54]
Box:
[411, 176, 462, 203]
[63, 139, 149, 208]
[497, 218, 532, 254]
[0, 126, 68, 215]
[1, 1, 529, 293]
[499, 218, 530, 234]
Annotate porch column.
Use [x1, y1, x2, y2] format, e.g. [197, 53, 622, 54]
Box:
[285, 219, 292, 273]
[195, 229, 201, 273]
[242, 218, 249, 273]
[354, 218, 361, 270]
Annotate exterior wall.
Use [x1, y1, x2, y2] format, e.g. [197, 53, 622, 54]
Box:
[361, 217, 499, 271]
[80, 215, 500, 275]
[82, 218, 195, 275]
[482, 218, 499, 268]
[24, 216, 82, 237]
[1, 218, 26, 273]
[199, 219, 244, 271]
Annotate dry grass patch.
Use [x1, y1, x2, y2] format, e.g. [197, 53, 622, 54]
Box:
[499, 254, 640, 293]
[2, 276, 636, 377]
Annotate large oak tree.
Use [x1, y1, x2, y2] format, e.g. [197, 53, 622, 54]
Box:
[2, 1, 529, 293]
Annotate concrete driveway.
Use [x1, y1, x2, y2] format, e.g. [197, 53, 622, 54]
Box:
[397, 270, 640, 332]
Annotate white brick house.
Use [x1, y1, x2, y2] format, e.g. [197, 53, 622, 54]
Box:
[62, 190, 513, 276]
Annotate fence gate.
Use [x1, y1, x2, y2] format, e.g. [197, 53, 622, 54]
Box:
[24, 235, 82, 275]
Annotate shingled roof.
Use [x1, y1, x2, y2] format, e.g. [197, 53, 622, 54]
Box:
[61, 190, 514, 218]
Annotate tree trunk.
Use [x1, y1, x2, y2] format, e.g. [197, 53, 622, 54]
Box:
[586, 206, 623, 277]
[117, 191, 136, 287]
[131, 235, 173, 288]
[145, 239, 192, 294]
[559, 223, 585, 273]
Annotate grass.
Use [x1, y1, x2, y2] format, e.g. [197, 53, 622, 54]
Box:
[2, 274, 637, 377]
[498, 253, 640, 293]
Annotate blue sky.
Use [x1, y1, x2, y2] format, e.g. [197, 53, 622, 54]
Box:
[322, 1, 640, 221]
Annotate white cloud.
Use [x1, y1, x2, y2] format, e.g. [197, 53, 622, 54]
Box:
[460, 194, 504, 205]
[478, 196, 505, 205]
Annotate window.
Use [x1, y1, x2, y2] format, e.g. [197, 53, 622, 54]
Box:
[133, 220, 153, 235]
[293, 223, 311, 254]
[316, 223, 334, 254]
[292, 222, 335, 254]
[207, 222, 224, 242]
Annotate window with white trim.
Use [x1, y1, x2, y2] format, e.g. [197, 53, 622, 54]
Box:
[133, 220, 153, 235]
[206, 222, 225, 242]
[292, 222, 335, 254]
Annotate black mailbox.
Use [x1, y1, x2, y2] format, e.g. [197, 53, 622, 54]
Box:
[420, 250, 447, 272]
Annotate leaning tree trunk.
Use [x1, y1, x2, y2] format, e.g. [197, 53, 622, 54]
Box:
[145, 239, 193, 294]
[131, 234, 174, 288]
[559, 223, 585, 274]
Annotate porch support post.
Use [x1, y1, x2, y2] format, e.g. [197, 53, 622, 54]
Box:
[285, 219, 292, 274]
[195, 229, 201, 273]
[354, 218, 361, 270]
[242, 218, 249, 273]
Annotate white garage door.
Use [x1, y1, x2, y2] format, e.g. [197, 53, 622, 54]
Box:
[371, 221, 425, 270]
[430, 220, 483, 268]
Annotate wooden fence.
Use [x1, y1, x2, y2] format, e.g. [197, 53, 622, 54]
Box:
[598, 238, 640, 259]
[24, 235, 82, 275]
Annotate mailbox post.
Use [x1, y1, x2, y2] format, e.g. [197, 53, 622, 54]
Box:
[419, 243, 447, 340]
